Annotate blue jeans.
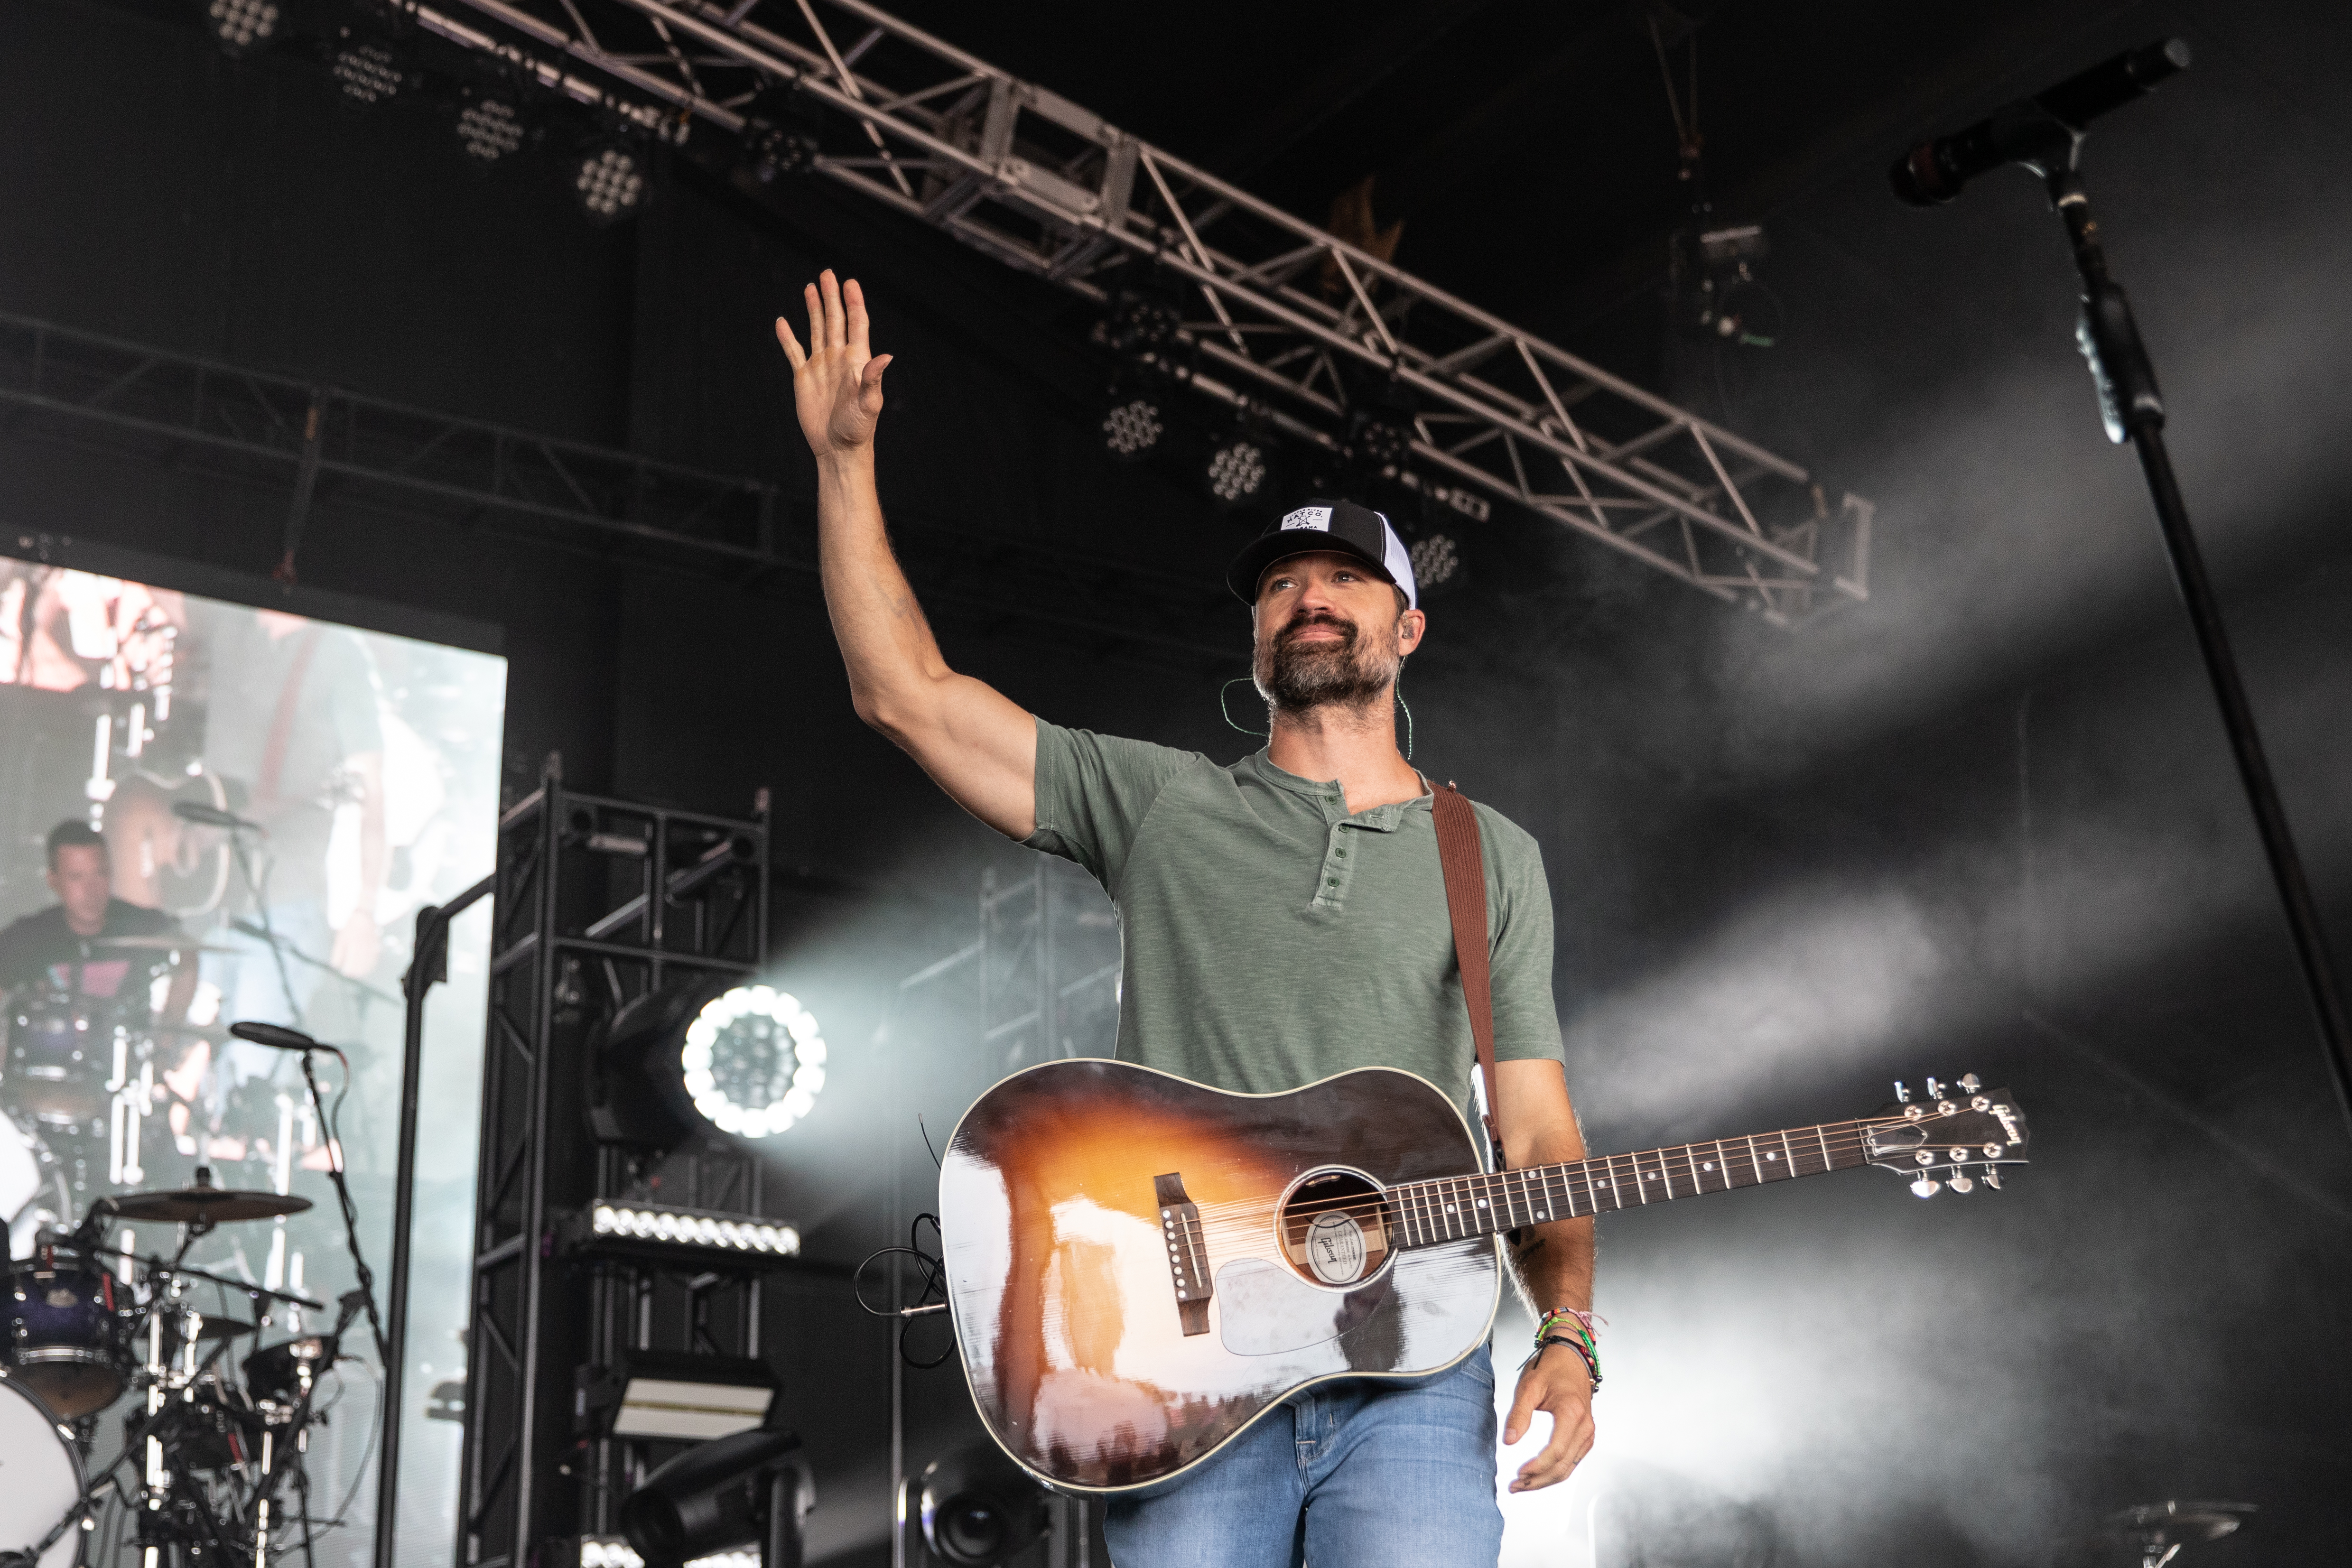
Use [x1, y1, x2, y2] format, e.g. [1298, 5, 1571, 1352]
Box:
[1101, 1351, 1504, 1568]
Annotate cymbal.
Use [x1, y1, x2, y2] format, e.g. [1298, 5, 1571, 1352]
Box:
[103, 1170, 311, 1224]
[2109, 1501, 2256, 1548]
[165, 1313, 257, 1341]
[87, 934, 235, 954]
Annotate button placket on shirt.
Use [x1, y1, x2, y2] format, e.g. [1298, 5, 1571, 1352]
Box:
[1309, 795, 1406, 911]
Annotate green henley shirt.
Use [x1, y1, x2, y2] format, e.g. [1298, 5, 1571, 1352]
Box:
[1024, 719, 1563, 1118]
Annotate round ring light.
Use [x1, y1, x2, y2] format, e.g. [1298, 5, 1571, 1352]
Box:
[679, 985, 828, 1139]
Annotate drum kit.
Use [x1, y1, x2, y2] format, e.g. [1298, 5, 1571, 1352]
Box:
[3, 936, 249, 1234]
[1, 1167, 351, 1568]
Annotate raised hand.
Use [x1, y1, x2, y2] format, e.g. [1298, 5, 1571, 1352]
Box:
[775, 269, 894, 461]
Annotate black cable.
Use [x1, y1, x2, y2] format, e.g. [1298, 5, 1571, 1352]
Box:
[852, 1213, 954, 1369]
[297, 1046, 390, 1368]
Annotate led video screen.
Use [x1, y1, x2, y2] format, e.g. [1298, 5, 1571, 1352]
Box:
[0, 554, 502, 1568]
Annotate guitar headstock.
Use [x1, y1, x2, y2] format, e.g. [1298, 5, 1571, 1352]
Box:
[1862, 1074, 2029, 1197]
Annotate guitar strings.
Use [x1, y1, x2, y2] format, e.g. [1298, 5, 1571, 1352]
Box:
[1185, 1114, 1919, 1222]
[1187, 1122, 1912, 1218]
[1184, 1120, 2006, 1232]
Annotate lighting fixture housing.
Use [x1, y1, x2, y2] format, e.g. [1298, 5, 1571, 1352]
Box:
[1100, 394, 1166, 463]
[589, 979, 828, 1149]
[572, 139, 651, 225]
[576, 1350, 781, 1443]
[559, 1201, 801, 1274]
[621, 1426, 813, 1568]
[911, 1446, 1050, 1568]
[682, 985, 828, 1140]
[1203, 432, 1273, 510]
[205, 0, 281, 56]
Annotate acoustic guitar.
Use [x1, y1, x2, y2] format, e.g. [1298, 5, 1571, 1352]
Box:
[939, 1059, 2030, 1492]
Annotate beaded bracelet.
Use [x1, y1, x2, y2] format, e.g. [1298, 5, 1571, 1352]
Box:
[1534, 1307, 1598, 1341]
[1524, 1308, 1601, 1390]
[1534, 1334, 1601, 1391]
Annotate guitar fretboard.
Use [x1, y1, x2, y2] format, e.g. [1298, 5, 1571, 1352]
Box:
[1383, 1120, 1885, 1248]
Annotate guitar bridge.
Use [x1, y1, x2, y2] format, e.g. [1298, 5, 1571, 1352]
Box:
[1154, 1173, 1212, 1336]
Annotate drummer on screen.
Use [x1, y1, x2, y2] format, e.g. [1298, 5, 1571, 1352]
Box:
[0, 821, 197, 1024]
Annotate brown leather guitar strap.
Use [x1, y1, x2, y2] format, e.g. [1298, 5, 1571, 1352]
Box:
[1432, 781, 1503, 1166]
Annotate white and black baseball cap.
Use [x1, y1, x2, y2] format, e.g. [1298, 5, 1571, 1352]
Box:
[1226, 498, 1418, 611]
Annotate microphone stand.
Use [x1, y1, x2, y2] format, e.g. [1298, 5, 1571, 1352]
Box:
[2013, 121, 2352, 1141]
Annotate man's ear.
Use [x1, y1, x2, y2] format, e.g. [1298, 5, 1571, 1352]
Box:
[1398, 607, 1427, 653]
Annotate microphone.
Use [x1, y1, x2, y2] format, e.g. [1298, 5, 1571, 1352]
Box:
[229, 1020, 321, 1052]
[174, 799, 267, 834]
[1890, 38, 2190, 205]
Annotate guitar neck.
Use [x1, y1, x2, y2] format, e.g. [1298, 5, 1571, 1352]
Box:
[1385, 1119, 1885, 1248]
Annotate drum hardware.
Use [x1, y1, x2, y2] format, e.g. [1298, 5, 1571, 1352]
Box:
[99, 1165, 314, 1226]
[81, 936, 237, 955]
[2108, 1501, 2256, 1568]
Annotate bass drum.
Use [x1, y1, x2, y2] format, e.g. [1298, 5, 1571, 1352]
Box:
[0, 1373, 85, 1568]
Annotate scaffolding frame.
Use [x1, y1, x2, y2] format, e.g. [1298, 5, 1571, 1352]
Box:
[402, 0, 1872, 624]
[458, 755, 773, 1568]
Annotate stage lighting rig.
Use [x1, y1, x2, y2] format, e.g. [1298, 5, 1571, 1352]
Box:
[1203, 427, 1274, 510]
[457, 93, 528, 163]
[684, 985, 827, 1140]
[576, 1351, 781, 1443]
[573, 139, 651, 224]
[1099, 392, 1166, 463]
[589, 980, 828, 1147]
[741, 121, 821, 186]
[1407, 529, 1461, 594]
[329, 29, 408, 107]
[903, 1445, 1050, 1568]
[622, 1425, 814, 1568]
[451, 60, 535, 166]
[205, 0, 280, 56]
[1399, 483, 1487, 598]
[562, 1200, 802, 1267]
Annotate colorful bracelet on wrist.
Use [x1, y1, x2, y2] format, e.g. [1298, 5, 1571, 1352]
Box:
[1524, 1308, 1602, 1389]
[1535, 1334, 1601, 1390]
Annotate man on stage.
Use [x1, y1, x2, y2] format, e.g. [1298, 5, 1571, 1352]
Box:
[0, 820, 196, 1024]
[777, 271, 1596, 1566]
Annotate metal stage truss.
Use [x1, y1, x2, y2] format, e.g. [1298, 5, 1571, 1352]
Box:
[458, 756, 775, 1568]
[392, 0, 1872, 624]
[0, 311, 1237, 664]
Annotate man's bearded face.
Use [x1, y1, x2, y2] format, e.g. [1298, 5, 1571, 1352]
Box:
[1252, 598, 1404, 712]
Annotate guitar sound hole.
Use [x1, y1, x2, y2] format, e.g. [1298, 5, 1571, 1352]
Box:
[1277, 1169, 1390, 1287]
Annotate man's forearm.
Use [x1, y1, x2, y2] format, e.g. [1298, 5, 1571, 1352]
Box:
[1509, 1213, 1595, 1317]
[814, 449, 947, 727]
[1509, 1126, 1595, 1315]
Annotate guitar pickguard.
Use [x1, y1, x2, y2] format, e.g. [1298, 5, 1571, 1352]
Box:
[1214, 1256, 1391, 1356]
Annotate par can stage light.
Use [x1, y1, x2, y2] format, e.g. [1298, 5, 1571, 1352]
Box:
[590, 980, 830, 1148]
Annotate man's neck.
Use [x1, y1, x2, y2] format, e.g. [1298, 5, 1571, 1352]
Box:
[1265, 696, 1424, 815]
[64, 906, 106, 938]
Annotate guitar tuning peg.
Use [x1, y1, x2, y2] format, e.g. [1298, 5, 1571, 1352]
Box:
[1925, 1076, 1944, 1099]
[1958, 1073, 1981, 1094]
[1947, 1172, 1974, 1194]
[1894, 1080, 1911, 1103]
[1982, 1165, 2001, 1190]
[1910, 1176, 1940, 1198]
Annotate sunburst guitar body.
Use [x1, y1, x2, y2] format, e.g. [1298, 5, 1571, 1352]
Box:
[938, 1058, 2030, 1493]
